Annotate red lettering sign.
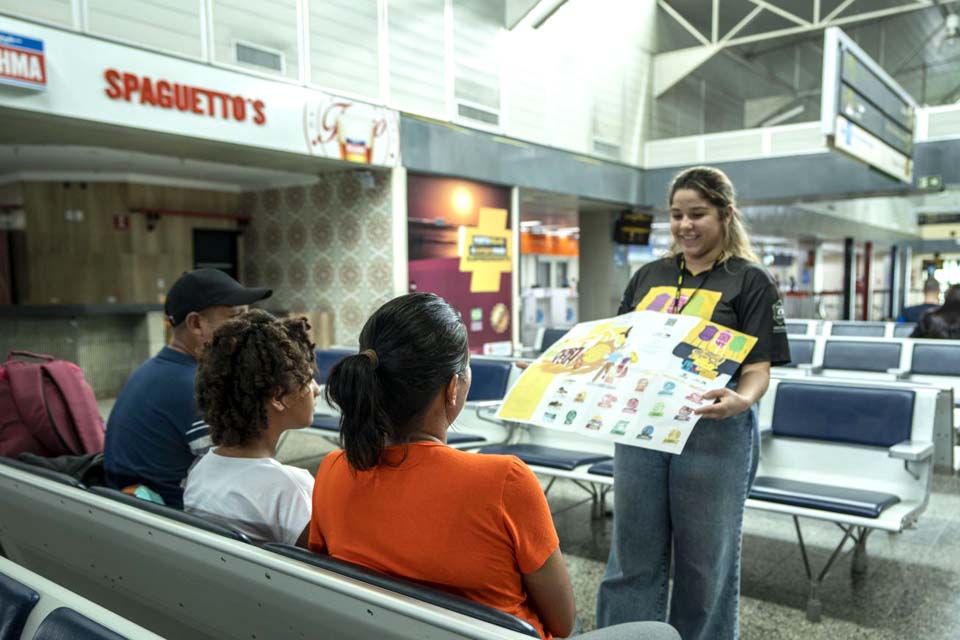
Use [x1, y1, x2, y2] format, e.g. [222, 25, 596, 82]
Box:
[103, 69, 266, 126]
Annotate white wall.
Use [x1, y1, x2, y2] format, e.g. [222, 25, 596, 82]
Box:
[0, 0, 658, 163]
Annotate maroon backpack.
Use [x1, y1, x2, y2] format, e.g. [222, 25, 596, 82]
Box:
[0, 350, 106, 458]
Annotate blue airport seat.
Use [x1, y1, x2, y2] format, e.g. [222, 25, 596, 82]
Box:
[264, 543, 540, 638]
[785, 337, 815, 368]
[312, 415, 484, 445]
[893, 323, 916, 338]
[829, 323, 885, 337]
[314, 349, 356, 385]
[88, 487, 253, 543]
[0, 571, 39, 640]
[750, 477, 899, 519]
[311, 414, 341, 431]
[33, 607, 129, 640]
[446, 433, 486, 446]
[911, 343, 960, 376]
[771, 382, 914, 448]
[538, 328, 569, 354]
[0, 456, 85, 489]
[822, 340, 901, 372]
[785, 322, 809, 335]
[467, 359, 512, 402]
[587, 460, 614, 477]
[478, 444, 611, 471]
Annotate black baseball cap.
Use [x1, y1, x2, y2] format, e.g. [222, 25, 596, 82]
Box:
[164, 269, 272, 326]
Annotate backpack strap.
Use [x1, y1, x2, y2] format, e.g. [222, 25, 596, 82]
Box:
[5, 350, 56, 362]
[4, 360, 71, 455]
[42, 362, 105, 454]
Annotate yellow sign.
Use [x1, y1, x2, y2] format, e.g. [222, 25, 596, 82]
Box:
[459, 207, 512, 293]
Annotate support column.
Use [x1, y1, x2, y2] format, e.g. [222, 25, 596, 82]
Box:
[888, 245, 900, 320]
[862, 241, 872, 321]
[901, 246, 912, 311]
[510, 186, 521, 354]
[578, 210, 624, 322]
[842, 237, 855, 321]
[390, 166, 408, 298]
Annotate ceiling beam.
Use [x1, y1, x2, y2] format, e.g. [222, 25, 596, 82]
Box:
[746, 0, 810, 27]
[824, 0, 858, 23]
[657, 0, 710, 46]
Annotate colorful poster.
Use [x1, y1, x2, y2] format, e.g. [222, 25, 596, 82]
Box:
[407, 174, 512, 354]
[496, 311, 757, 454]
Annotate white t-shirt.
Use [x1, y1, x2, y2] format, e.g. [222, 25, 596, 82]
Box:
[184, 451, 314, 545]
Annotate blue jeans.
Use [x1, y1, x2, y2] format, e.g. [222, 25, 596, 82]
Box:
[596, 407, 758, 640]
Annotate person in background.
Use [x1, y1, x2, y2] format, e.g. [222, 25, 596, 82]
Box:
[104, 269, 272, 507]
[596, 166, 790, 640]
[185, 309, 319, 545]
[910, 284, 960, 340]
[310, 293, 678, 640]
[898, 278, 941, 323]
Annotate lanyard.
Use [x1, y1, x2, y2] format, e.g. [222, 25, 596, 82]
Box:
[673, 256, 719, 315]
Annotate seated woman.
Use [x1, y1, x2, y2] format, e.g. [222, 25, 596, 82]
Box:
[911, 284, 960, 340]
[184, 309, 319, 545]
[310, 293, 677, 640]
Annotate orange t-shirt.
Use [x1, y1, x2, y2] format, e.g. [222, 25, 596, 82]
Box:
[309, 442, 559, 639]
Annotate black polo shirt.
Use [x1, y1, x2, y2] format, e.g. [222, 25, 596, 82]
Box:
[618, 255, 791, 367]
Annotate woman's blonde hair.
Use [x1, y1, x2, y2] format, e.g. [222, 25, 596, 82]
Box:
[667, 166, 759, 264]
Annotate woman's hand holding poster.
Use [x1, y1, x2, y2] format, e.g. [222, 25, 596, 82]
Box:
[496, 311, 757, 454]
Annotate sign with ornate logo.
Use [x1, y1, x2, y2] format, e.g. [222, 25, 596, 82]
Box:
[304, 96, 399, 167]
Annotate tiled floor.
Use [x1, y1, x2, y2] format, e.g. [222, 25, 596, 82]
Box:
[276, 431, 960, 639]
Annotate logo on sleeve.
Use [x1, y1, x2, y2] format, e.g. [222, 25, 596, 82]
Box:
[772, 299, 785, 326]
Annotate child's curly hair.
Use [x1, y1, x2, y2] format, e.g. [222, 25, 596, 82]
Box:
[196, 309, 316, 447]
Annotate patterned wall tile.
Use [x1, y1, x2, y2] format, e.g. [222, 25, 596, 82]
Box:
[312, 258, 333, 291]
[285, 186, 306, 213]
[287, 220, 307, 253]
[243, 170, 394, 346]
[310, 181, 333, 212]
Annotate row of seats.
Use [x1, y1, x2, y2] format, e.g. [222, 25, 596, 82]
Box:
[310, 344, 943, 623]
[786, 319, 915, 338]
[0, 457, 542, 639]
[466, 377, 940, 622]
[308, 348, 519, 449]
[0, 555, 162, 640]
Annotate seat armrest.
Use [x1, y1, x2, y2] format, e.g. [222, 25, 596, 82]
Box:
[467, 400, 502, 410]
[758, 427, 773, 441]
[886, 368, 910, 380]
[888, 440, 934, 461]
[798, 363, 822, 375]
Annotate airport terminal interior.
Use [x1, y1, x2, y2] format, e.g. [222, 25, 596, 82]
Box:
[1, 0, 960, 638]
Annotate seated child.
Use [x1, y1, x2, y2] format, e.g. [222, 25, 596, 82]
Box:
[184, 309, 318, 545]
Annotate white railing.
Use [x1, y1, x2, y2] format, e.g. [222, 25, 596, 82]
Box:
[643, 121, 826, 169]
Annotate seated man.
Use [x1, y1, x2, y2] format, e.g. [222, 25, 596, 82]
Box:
[104, 269, 271, 507]
[185, 309, 318, 545]
[898, 277, 941, 323]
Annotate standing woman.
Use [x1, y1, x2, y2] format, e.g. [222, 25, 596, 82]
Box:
[596, 166, 790, 640]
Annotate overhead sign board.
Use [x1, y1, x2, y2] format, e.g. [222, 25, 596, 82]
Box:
[821, 27, 916, 183]
[0, 30, 46, 90]
[0, 16, 399, 167]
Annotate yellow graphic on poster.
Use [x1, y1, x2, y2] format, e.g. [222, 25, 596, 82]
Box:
[634, 286, 722, 320]
[458, 207, 512, 292]
[497, 310, 756, 454]
[671, 319, 758, 380]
